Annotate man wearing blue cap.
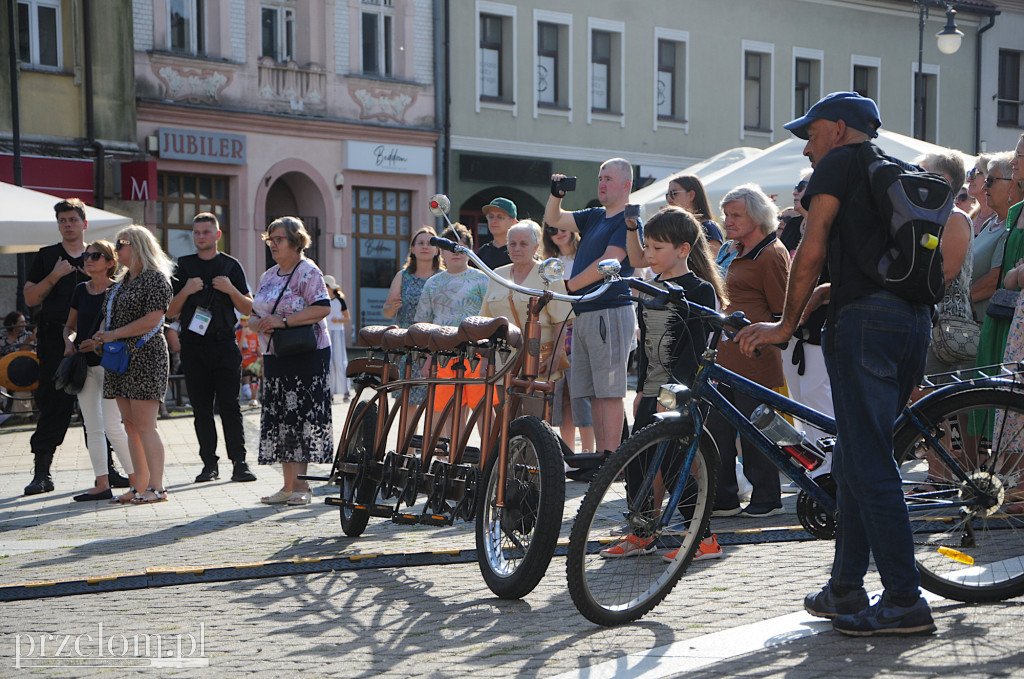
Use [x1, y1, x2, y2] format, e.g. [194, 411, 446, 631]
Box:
[738, 92, 936, 636]
[478, 198, 516, 270]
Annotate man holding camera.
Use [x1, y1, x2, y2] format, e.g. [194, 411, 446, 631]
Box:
[545, 158, 637, 480]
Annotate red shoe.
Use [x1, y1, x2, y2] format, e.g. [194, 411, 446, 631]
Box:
[599, 534, 656, 558]
[663, 534, 722, 563]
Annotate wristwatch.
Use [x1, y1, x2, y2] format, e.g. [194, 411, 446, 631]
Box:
[283, 317, 289, 328]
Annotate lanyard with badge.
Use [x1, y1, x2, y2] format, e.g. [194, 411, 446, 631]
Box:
[188, 260, 226, 336]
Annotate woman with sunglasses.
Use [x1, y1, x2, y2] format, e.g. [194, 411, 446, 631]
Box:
[971, 154, 1023, 322]
[664, 175, 724, 254]
[92, 227, 174, 504]
[63, 240, 135, 501]
[967, 156, 995, 236]
[249, 217, 332, 506]
[542, 223, 596, 459]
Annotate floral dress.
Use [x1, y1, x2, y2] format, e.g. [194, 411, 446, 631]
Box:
[397, 269, 432, 404]
[102, 269, 171, 402]
[251, 259, 334, 465]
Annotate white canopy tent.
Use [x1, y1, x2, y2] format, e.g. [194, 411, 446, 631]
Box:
[630, 146, 760, 220]
[0, 181, 133, 254]
[632, 130, 955, 221]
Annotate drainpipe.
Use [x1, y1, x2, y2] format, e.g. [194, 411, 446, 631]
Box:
[432, 0, 450, 196]
[973, 10, 998, 154]
[82, 0, 105, 208]
[9, 0, 27, 314]
[442, 0, 450, 195]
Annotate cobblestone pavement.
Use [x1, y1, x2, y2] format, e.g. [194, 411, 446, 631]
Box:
[1, 401, 1022, 677]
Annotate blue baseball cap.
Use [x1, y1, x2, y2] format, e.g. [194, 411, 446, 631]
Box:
[784, 92, 881, 140]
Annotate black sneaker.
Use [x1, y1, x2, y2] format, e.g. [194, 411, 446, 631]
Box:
[832, 594, 936, 636]
[108, 469, 131, 488]
[24, 475, 55, 496]
[804, 584, 869, 619]
[194, 466, 220, 483]
[231, 462, 257, 482]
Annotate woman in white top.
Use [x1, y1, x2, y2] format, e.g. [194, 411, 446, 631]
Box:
[323, 274, 351, 402]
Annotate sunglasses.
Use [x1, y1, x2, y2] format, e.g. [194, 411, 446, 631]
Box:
[967, 168, 983, 181]
[115, 239, 131, 251]
[665, 190, 682, 202]
[85, 251, 106, 261]
[545, 226, 568, 236]
[956, 192, 970, 202]
[985, 176, 1013, 188]
[794, 181, 809, 192]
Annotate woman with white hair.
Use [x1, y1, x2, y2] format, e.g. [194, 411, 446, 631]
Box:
[708, 183, 791, 518]
[480, 220, 571, 406]
[92, 226, 174, 504]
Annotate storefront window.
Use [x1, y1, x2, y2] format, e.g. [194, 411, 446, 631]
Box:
[352, 186, 411, 328]
[157, 172, 230, 259]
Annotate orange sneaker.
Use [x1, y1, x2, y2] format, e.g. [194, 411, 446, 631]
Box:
[663, 534, 722, 563]
[599, 534, 657, 558]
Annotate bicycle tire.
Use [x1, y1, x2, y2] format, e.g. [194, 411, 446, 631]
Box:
[475, 415, 564, 599]
[895, 383, 1024, 602]
[339, 401, 378, 537]
[566, 418, 717, 626]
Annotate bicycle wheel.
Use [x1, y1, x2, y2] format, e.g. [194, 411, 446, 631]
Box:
[475, 415, 564, 599]
[339, 400, 378, 537]
[895, 383, 1024, 602]
[566, 418, 717, 626]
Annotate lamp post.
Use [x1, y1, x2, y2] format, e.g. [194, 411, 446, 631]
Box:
[916, 1, 964, 140]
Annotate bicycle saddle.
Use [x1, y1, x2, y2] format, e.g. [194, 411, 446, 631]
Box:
[358, 325, 396, 348]
[458, 316, 511, 344]
[346, 357, 400, 381]
[380, 327, 410, 352]
[406, 322, 438, 349]
[427, 325, 463, 352]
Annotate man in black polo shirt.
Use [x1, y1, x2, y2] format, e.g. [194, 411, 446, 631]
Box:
[23, 199, 91, 495]
[476, 198, 515, 270]
[168, 213, 256, 483]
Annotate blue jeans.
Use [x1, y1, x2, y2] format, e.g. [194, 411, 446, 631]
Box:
[823, 292, 930, 598]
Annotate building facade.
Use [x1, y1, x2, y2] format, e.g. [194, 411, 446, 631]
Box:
[980, 0, 1024, 154]
[133, 0, 439, 328]
[448, 0, 995, 235]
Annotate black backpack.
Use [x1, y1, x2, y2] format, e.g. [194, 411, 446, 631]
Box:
[852, 142, 953, 305]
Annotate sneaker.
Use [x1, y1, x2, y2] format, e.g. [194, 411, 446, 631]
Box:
[739, 504, 785, 518]
[663, 534, 722, 563]
[804, 583, 870, 619]
[194, 466, 219, 483]
[711, 506, 742, 517]
[231, 462, 257, 483]
[599, 535, 657, 558]
[832, 594, 936, 636]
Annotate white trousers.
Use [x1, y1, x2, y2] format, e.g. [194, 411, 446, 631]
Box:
[328, 328, 350, 396]
[77, 364, 134, 477]
[780, 341, 834, 444]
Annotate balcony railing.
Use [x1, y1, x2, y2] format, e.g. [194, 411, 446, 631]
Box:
[257, 57, 327, 114]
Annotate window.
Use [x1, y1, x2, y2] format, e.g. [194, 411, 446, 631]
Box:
[743, 48, 772, 131]
[361, 0, 393, 77]
[851, 55, 880, 104]
[794, 59, 812, 117]
[169, 0, 205, 55]
[537, 22, 558, 105]
[912, 64, 939, 143]
[352, 187, 411, 328]
[261, 5, 295, 62]
[591, 30, 612, 112]
[156, 173, 230, 260]
[657, 37, 687, 121]
[17, 0, 60, 69]
[588, 19, 624, 121]
[998, 50, 1023, 127]
[479, 13, 506, 100]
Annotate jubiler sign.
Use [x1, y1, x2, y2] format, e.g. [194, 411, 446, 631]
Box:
[159, 128, 247, 165]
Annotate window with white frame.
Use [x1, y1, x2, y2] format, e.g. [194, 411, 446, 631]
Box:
[793, 51, 821, 119]
[998, 49, 1023, 127]
[261, 4, 295, 62]
[743, 47, 772, 131]
[537, 22, 559, 105]
[591, 30, 613, 112]
[361, 0, 393, 78]
[16, 0, 60, 69]
[657, 36, 687, 121]
[912, 64, 938, 142]
[168, 0, 205, 55]
[480, 12, 512, 101]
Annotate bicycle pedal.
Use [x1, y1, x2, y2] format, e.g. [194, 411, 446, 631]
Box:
[419, 513, 452, 527]
[564, 452, 604, 467]
[363, 503, 394, 518]
[462, 446, 480, 465]
[324, 497, 346, 507]
[393, 513, 420, 525]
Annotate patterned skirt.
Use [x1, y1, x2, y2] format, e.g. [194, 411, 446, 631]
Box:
[258, 367, 334, 465]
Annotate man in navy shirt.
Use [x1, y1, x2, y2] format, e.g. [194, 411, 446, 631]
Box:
[545, 158, 636, 478]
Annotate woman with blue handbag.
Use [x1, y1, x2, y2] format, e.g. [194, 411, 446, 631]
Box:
[92, 226, 173, 505]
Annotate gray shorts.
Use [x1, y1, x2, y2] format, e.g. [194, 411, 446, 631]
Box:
[553, 366, 593, 427]
[570, 305, 635, 399]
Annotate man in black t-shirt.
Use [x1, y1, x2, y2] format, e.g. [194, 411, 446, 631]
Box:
[168, 213, 255, 483]
[738, 93, 935, 636]
[23, 199, 91, 495]
[476, 198, 515, 270]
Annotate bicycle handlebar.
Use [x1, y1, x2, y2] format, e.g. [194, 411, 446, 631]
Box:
[429, 236, 616, 304]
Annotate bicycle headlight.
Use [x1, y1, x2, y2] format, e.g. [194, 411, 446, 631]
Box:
[539, 258, 564, 284]
[657, 384, 690, 410]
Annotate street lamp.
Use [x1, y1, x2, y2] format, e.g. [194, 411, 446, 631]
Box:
[916, 1, 963, 140]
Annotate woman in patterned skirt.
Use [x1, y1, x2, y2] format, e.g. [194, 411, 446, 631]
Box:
[249, 217, 332, 507]
[92, 226, 173, 504]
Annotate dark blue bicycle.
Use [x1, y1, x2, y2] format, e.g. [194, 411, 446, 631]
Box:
[566, 277, 1024, 625]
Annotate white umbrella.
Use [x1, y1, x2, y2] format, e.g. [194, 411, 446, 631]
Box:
[0, 181, 133, 254]
[633, 130, 957, 220]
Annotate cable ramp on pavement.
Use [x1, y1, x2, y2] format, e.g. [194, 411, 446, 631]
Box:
[0, 525, 814, 602]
